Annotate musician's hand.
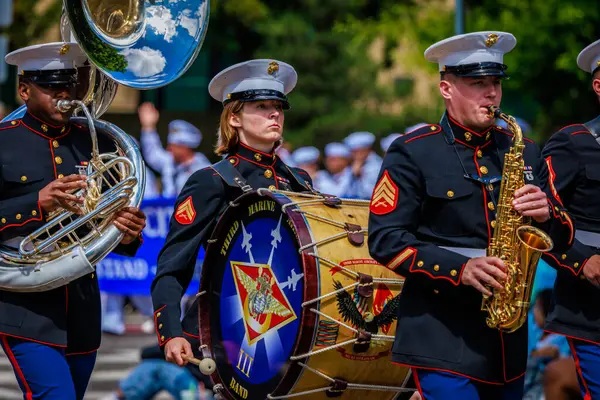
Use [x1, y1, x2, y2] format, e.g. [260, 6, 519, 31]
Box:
[583, 255, 600, 287]
[38, 174, 87, 215]
[164, 337, 193, 367]
[138, 102, 159, 130]
[513, 184, 550, 223]
[114, 207, 146, 245]
[461, 257, 507, 296]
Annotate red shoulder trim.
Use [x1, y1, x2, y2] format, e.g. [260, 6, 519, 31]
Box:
[558, 123, 588, 136]
[0, 120, 21, 131]
[404, 125, 442, 144]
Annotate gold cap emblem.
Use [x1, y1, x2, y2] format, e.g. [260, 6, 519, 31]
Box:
[59, 44, 70, 56]
[267, 61, 279, 75]
[485, 33, 499, 48]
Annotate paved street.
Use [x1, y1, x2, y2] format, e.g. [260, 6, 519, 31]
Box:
[0, 332, 173, 400]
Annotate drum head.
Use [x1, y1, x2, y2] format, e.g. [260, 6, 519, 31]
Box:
[199, 191, 315, 399]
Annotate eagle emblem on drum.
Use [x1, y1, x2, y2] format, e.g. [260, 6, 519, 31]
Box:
[333, 280, 401, 352]
[231, 262, 297, 345]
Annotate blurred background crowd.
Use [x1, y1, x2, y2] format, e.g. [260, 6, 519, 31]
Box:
[1, 0, 600, 399]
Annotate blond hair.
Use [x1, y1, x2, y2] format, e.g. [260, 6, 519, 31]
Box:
[214, 100, 283, 156]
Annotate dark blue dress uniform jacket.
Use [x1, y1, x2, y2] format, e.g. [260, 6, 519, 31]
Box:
[368, 114, 574, 383]
[0, 112, 140, 354]
[542, 116, 600, 344]
[151, 143, 312, 347]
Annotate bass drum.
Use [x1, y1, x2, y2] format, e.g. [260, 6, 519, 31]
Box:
[199, 189, 415, 400]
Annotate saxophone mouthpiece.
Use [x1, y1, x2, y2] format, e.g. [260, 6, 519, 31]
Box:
[487, 105, 502, 119]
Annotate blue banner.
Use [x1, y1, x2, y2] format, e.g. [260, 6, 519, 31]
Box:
[96, 197, 203, 296]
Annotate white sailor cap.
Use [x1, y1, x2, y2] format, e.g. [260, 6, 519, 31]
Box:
[577, 38, 600, 74]
[325, 142, 351, 158]
[208, 59, 298, 110]
[344, 131, 376, 151]
[380, 133, 402, 153]
[5, 42, 87, 87]
[292, 146, 320, 165]
[425, 31, 516, 77]
[168, 120, 202, 148]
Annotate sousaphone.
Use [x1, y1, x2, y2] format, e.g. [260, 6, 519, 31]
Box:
[0, 0, 210, 292]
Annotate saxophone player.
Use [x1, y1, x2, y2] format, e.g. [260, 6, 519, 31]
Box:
[368, 32, 574, 399]
[541, 38, 600, 399]
[0, 43, 146, 400]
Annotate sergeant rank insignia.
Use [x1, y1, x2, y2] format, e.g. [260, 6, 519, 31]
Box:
[231, 262, 297, 345]
[370, 171, 399, 215]
[174, 196, 196, 225]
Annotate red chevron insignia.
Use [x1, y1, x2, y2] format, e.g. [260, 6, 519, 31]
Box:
[370, 171, 398, 215]
[175, 196, 196, 225]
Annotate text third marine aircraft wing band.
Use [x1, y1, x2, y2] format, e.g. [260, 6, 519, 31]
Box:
[0, 1, 599, 399]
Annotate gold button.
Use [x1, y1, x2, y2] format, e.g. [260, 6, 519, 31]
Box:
[58, 174, 64, 179]
[10, 121, 16, 126]
[433, 289, 439, 294]
[254, 153, 262, 161]
[488, 202, 495, 211]
[229, 158, 235, 164]
[417, 261, 424, 267]
[41, 124, 48, 133]
[15, 214, 21, 220]
[91, 273, 94, 278]
[555, 206, 559, 212]
[55, 156, 62, 164]
[477, 150, 483, 158]
[574, 262, 580, 268]
[580, 274, 586, 280]
[268, 185, 276, 190]
[464, 132, 472, 141]
[159, 324, 163, 329]
[430, 126, 436, 131]
[561, 254, 567, 260]
[450, 269, 457, 276]
[486, 132, 491, 140]
[487, 184, 494, 191]
[60, 127, 65, 133]
[20, 176, 27, 182]
[31, 210, 37, 216]
[447, 190, 454, 198]
[264, 170, 273, 179]
[433, 265, 440, 272]
[491, 220, 497, 228]
[480, 166, 488, 175]
[161, 335, 165, 341]
[1, 218, 5, 224]
[52, 140, 59, 148]
[157, 312, 161, 317]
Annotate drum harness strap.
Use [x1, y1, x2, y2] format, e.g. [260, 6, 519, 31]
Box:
[248, 191, 414, 398]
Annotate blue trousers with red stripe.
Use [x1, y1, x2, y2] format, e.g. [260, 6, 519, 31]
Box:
[413, 369, 524, 400]
[0, 336, 97, 400]
[569, 338, 600, 400]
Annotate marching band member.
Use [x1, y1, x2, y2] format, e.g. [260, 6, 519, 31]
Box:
[344, 131, 382, 199]
[367, 32, 573, 399]
[151, 59, 314, 366]
[541, 38, 600, 399]
[0, 42, 146, 400]
[138, 102, 211, 198]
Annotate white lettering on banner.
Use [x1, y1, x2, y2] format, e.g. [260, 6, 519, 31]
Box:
[96, 258, 150, 280]
[141, 205, 174, 239]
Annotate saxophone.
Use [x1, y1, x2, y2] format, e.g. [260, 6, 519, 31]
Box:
[481, 106, 554, 333]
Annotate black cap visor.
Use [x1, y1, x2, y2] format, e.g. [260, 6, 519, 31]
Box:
[444, 62, 508, 78]
[224, 89, 290, 110]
